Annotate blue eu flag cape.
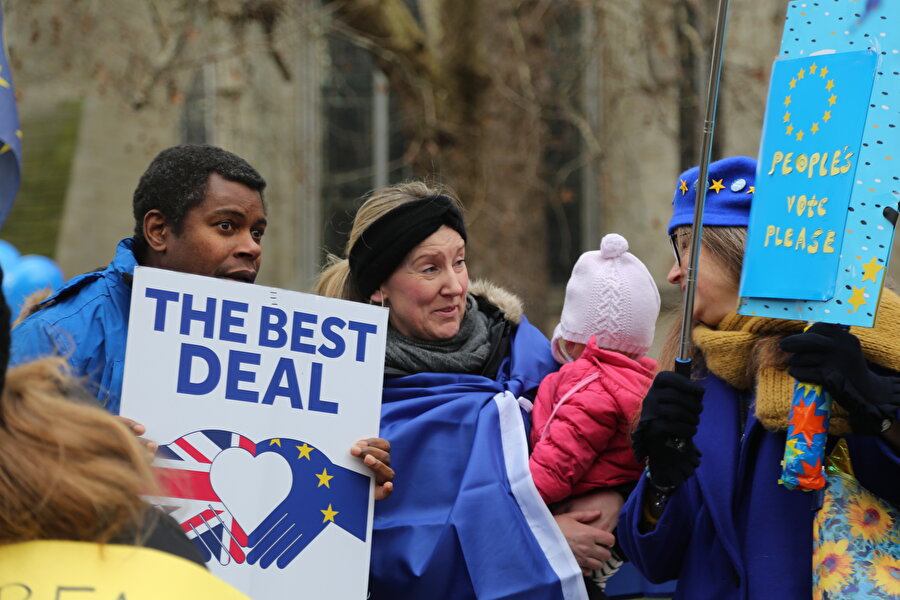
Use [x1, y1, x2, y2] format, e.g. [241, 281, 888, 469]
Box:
[0, 8, 21, 228]
[370, 316, 587, 600]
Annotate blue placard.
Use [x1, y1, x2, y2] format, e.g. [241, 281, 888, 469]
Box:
[738, 1, 900, 328]
[740, 51, 876, 301]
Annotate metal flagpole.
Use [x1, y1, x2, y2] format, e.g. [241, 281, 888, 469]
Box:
[675, 0, 731, 378]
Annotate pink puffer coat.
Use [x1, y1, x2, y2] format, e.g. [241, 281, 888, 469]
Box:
[529, 336, 656, 504]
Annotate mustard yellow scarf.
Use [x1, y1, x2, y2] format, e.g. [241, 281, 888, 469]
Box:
[691, 289, 900, 434]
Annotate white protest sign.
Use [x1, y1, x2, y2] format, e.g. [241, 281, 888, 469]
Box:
[120, 266, 388, 599]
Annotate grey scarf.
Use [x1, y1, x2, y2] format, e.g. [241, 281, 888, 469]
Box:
[384, 295, 493, 375]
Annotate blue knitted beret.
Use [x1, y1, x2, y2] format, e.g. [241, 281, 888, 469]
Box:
[668, 156, 757, 234]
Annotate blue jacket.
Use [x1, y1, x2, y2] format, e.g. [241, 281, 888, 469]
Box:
[618, 373, 900, 600]
[10, 238, 137, 414]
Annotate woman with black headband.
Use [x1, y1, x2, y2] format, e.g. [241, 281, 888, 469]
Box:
[316, 182, 603, 600]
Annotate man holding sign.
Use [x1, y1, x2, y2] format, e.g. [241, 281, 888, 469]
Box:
[8, 144, 393, 497]
[11, 145, 267, 413]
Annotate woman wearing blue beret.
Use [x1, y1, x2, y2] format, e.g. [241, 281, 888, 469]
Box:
[617, 156, 900, 599]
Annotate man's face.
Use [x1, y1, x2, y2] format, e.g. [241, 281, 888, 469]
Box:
[153, 173, 267, 283]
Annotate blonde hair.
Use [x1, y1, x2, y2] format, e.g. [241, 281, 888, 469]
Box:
[13, 288, 53, 327]
[314, 181, 462, 301]
[658, 225, 748, 372]
[0, 357, 157, 544]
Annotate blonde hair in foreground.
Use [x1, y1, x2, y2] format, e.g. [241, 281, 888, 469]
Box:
[314, 182, 462, 302]
[0, 357, 157, 544]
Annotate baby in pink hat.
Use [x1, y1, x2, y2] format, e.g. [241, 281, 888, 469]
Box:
[530, 233, 660, 591]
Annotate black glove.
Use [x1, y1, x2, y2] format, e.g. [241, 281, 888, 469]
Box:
[632, 371, 704, 489]
[780, 322, 900, 435]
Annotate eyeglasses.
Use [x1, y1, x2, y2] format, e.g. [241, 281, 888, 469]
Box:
[669, 232, 691, 267]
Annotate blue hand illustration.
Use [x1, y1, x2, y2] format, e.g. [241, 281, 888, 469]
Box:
[246, 494, 327, 568]
[246, 438, 370, 569]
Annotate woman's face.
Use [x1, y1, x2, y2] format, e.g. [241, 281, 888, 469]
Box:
[668, 230, 739, 327]
[371, 225, 469, 341]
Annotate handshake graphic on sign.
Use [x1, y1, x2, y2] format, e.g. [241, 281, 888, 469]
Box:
[153, 430, 370, 569]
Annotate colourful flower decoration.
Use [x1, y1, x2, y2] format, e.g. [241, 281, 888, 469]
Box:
[871, 553, 900, 596]
[847, 495, 893, 540]
[814, 538, 853, 595]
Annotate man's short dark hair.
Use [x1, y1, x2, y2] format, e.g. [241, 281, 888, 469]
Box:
[132, 144, 267, 254]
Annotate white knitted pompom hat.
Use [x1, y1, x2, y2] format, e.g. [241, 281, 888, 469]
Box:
[551, 233, 661, 364]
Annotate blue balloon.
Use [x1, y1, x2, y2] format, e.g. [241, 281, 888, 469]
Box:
[0, 240, 21, 274]
[3, 255, 65, 322]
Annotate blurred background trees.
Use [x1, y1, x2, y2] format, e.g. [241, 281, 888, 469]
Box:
[3, 0, 810, 333]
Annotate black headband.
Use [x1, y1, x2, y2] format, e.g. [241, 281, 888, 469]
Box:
[349, 195, 467, 300]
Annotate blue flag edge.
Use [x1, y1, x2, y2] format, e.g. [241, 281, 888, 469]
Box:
[0, 7, 22, 229]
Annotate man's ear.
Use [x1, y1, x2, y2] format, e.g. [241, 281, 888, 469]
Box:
[143, 209, 170, 253]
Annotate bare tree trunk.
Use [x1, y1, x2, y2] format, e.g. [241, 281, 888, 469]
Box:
[330, 0, 552, 324]
[438, 1, 550, 324]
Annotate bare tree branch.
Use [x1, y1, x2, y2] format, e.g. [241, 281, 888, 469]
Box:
[326, 0, 441, 86]
[130, 0, 197, 109]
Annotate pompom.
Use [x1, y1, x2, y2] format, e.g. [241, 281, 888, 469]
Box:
[600, 233, 629, 258]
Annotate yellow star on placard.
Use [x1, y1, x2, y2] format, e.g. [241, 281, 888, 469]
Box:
[709, 179, 725, 193]
[810, 122, 820, 134]
[679, 179, 689, 195]
[316, 468, 334, 488]
[828, 94, 837, 106]
[825, 79, 835, 92]
[861, 256, 884, 283]
[847, 286, 867, 313]
[796, 130, 805, 141]
[789, 78, 797, 89]
[269, 438, 282, 447]
[797, 68, 806, 79]
[819, 66, 829, 78]
[321, 504, 339, 523]
[786, 124, 794, 135]
[0, 66, 8, 89]
[784, 95, 792, 106]
[823, 110, 832, 122]
[747, 186, 755, 194]
[783, 111, 792, 123]
[296, 443, 314, 460]
[809, 63, 818, 75]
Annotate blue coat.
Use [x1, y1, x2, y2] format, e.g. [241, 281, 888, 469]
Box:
[618, 373, 900, 600]
[10, 238, 137, 414]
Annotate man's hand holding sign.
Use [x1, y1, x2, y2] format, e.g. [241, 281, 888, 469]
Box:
[352, 437, 394, 500]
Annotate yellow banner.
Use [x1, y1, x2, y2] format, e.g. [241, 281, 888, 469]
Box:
[0, 540, 249, 599]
